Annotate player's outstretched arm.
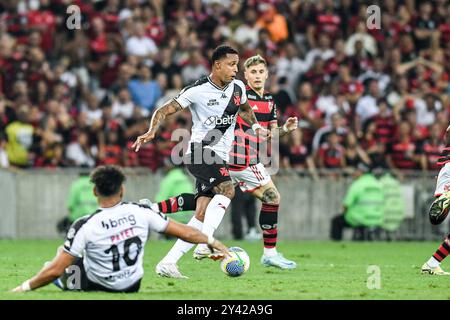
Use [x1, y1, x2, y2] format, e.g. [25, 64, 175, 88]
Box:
[11, 251, 76, 292]
[164, 220, 230, 257]
[272, 117, 298, 137]
[239, 101, 271, 139]
[132, 99, 183, 152]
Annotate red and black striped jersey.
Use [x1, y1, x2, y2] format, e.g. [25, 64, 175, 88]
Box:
[388, 139, 419, 170]
[229, 86, 278, 171]
[421, 140, 445, 170]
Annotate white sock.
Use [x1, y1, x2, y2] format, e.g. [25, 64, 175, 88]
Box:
[427, 256, 440, 268]
[263, 247, 278, 257]
[197, 194, 231, 251]
[160, 216, 203, 264]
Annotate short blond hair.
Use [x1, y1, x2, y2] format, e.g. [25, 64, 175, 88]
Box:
[244, 55, 267, 70]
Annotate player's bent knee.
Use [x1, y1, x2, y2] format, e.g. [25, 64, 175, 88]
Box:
[262, 187, 280, 205]
[214, 182, 235, 199]
[222, 186, 235, 199]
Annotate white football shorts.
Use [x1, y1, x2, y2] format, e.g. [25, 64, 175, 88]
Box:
[230, 163, 272, 193]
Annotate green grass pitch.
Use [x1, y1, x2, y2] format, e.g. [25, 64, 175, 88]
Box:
[1, 239, 450, 300]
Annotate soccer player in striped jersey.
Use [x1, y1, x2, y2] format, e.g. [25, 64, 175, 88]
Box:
[149, 55, 298, 277]
[422, 124, 450, 275]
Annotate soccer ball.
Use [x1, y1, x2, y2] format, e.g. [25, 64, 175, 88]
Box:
[220, 247, 250, 277]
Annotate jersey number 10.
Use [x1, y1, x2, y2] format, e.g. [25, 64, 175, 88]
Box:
[104, 236, 143, 272]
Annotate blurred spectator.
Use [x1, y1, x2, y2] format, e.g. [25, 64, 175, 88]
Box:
[420, 123, 446, 171]
[66, 130, 97, 168]
[181, 50, 209, 85]
[80, 94, 103, 127]
[152, 47, 179, 88]
[345, 21, 378, 57]
[343, 131, 371, 171]
[414, 2, 440, 50]
[0, 132, 9, 168]
[386, 121, 421, 172]
[330, 163, 384, 241]
[317, 131, 346, 169]
[155, 73, 184, 108]
[356, 79, 381, 126]
[128, 63, 161, 113]
[315, 82, 350, 124]
[125, 20, 158, 65]
[358, 58, 391, 94]
[98, 130, 124, 166]
[312, 112, 348, 152]
[273, 76, 295, 114]
[5, 105, 34, 167]
[56, 172, 98, 235]
[285, 81, 323, 147]
[415, 93, 442, 127]
[305, 34, 335, 70]
[404, 108, 428, 141]
[281, 128, 318, 180]
[369, 99, 396, 145]
[111, 87, 135, 120]
[232, 6, 260, 49]
[379, 172, 405, 240]
[256, 3, 289, 43]
[306, 0, 342, 45]
[275, 43, 307, 91]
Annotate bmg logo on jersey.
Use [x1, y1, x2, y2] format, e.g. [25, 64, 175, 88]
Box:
[102, 214, 136, 230]
[204, 114, 237, 127]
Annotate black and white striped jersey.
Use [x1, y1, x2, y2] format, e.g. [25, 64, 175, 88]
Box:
[63, 202, 169, 291]
[174, 76, 247, 162]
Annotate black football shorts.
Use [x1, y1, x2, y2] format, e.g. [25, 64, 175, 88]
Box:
[186, 143, 231, 199]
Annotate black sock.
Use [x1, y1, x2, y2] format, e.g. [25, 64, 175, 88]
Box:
[259, 204, 279, 249]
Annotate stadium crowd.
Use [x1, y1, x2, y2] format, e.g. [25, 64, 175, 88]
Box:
[0, 0, 449, 175]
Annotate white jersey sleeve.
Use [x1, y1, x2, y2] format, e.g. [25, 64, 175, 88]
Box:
[174, 83, 200, 109]
[142, 207, 170, 233]
[235, 80, 248, 105]
[63, 214, 96, 257]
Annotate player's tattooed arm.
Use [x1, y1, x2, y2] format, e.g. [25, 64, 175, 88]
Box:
[132, 99, 183, 152]
[238, 101, 258, 126]
[149, 99, 183, 132]
[270, 117, 298, 138]
[239, 101, 271, 139]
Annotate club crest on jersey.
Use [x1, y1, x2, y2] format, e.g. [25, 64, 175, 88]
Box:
[233, 92, 241, 105]
[219, 167, 229, 177]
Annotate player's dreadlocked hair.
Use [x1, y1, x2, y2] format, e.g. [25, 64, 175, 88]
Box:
[90, 165, 126, 197]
